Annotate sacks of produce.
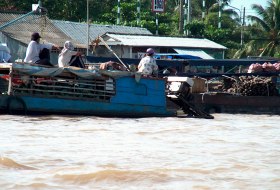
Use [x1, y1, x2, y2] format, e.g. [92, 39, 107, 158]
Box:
[248, 62, 280, 73]
[248, 63, 263, 73]
[273, 62, 280, 71]
[262, 62, 277, 72]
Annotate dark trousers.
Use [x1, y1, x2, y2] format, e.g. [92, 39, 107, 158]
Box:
[69, 55, 85, 68]
[36, 48, 53, 67]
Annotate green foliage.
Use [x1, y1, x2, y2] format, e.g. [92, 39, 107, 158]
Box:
[244, 0, 280, 57]
[186, 20, 205, 37]
[204, 25, 230, 42]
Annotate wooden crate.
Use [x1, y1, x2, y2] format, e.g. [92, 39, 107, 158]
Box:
[191, 77, 206, 93]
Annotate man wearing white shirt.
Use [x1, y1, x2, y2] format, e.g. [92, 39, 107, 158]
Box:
[138, 48, 158, 76]
[24, 32, 59, 66]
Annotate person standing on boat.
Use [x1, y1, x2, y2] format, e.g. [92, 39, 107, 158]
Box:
[138, 48, 158, 76]
[24, 32, 59, 66]
[58, 41, 84, 68]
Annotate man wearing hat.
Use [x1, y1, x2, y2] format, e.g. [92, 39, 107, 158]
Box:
[138, 48, 158, 76]
[24, 32, 59, 66]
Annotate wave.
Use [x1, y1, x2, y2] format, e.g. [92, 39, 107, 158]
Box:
[55, 169, 170, 184]
[0, 156, 37, 170]
[10, 183, 53, 190]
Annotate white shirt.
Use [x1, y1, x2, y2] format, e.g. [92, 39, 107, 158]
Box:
[138, 56, 158, 75]
[24, 41, 53, 64]
[58, 50, 77, 67]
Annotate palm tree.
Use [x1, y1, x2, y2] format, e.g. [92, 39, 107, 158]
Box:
[235, 0, 280, 58]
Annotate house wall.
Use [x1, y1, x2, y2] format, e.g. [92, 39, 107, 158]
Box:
[111, 46, 131, 58]
[203, 49, 224, 59]
[94, 45, 132, 59]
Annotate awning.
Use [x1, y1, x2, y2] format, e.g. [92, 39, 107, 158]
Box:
[173, 48, 214, 59]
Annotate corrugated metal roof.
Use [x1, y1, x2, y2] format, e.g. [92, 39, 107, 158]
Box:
[104, 34, 227, 50]
[0, 13, 152, 48]
[0, 13, 78, 47]
[51, 20, 152, 46]
[173, 48, 215, 59]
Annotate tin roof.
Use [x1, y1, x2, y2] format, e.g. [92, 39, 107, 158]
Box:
[102, 33, 227, 50]
[0, 12, 152, 48]
[0, 13, 77, 47]
[51, 20, 152, 46]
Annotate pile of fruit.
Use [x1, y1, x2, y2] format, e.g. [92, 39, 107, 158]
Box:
[248, 62, 280, 73]
[223, 76, 279, 96]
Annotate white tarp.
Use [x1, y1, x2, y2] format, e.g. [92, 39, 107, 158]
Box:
[12, 63, 133, 79]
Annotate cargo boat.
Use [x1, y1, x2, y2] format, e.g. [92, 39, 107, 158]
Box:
[86, 56, 280, 115]
[0, 62, 213, 118]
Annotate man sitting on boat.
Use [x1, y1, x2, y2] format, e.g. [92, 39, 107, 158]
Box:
[58, 41, 85, 68]
[138, 48, 158, 76]
[24, 32, 59, 67]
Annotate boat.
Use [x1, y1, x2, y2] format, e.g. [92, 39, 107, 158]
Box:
[0, 62, 213, 118]
[190, 92, 280, 114]
[86, 56, 280, 115]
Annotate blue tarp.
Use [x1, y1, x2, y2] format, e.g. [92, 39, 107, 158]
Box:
[154, 54, 202, 60]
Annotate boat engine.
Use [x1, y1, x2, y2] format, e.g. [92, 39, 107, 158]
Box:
[166, 76, 194, 99]
[166, 76, 214, 119]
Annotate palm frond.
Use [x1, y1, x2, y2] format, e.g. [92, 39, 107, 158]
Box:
[248, 15, 271, 32]
[260, 41, 276, 56]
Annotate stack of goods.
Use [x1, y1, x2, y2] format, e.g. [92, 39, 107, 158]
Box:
[223, 76, 279, 96]
[248, 62, 280, 73]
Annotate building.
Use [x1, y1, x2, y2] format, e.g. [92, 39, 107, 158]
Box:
[0, 12, 226, 64]
[95, 33, 227, 60]
[0, 12, 152, 63]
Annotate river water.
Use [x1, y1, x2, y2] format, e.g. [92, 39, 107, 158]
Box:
[0, 114, 279, 190]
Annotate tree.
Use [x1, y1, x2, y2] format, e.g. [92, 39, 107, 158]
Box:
[235, 0, 280, 58]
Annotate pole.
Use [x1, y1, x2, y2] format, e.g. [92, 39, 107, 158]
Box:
[137, 0, 140, 26]
[218, 0, 221, 28]
[187, 0, 191, 25]
[202, 0, 205, 20]
[87, 0, 89, 57]
[156, 12, 158, 35]
[226, 4, 244, 47]
[0, 11, 36, 30]
[98, 36, 130, 71]
[117, 0, 120, 25]
[0, 1, 43, 30]
[184, 0, 187, 35]
[179, 0, 183, 34]
[241, 7, 245, 47]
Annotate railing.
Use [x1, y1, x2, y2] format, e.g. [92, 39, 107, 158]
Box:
[10, 71, 116, 102]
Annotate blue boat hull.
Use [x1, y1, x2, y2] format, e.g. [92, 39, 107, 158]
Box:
[0, 76, 177, 117]
[1, 95, 175, 117]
